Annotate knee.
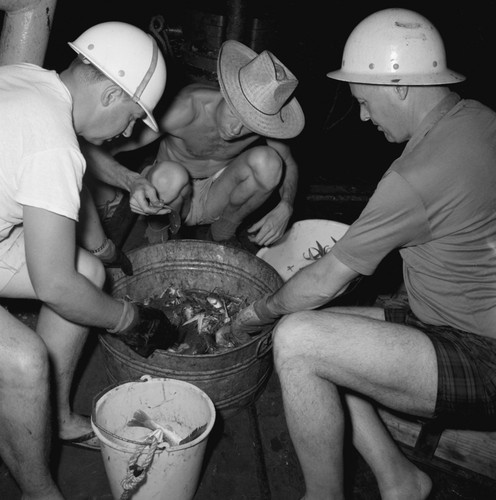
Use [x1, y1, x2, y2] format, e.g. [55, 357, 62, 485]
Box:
[2, 336, 49, 388]
[147, 161, 190, 202]
[272, 311, 314, 368]
[76, 250, 106, 289]
[246, 146, 283, 190]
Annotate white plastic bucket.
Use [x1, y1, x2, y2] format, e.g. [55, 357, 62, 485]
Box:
[92, 375, 216, 500]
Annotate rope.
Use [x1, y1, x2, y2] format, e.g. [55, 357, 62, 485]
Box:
[120, 430, 163, 500]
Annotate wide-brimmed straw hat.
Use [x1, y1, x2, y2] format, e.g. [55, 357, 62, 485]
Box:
[217, 40, 305, 139]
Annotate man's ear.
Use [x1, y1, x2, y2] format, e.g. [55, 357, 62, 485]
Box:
[101, 84, 125, 108]
[395, 85, 409, 101]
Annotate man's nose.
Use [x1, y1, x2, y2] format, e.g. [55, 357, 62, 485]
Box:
[360, 108, 370, 122]
[230, 121, 244, 136]
[122, 122, 135, 138]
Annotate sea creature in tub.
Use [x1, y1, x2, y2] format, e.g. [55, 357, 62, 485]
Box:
[140, 287, 248, 354]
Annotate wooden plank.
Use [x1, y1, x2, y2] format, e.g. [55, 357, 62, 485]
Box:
[379, 409, 421, 448]
[379, 409, 496, 481]
[437, 428, 496, 480]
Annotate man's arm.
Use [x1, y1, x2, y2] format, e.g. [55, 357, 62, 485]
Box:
[247, 138, 299, 246]
[23, 206, 180, 355]
[226, 251, 359, 338]
[81, 83, 202, 187]
[80, 137, 167, 215]
[23, 205, 123, 328]
[81, 138, 143, 191]
[268, 138, 299, 212]
[80, 87, 199, 215]
[267, 251, 358, 314]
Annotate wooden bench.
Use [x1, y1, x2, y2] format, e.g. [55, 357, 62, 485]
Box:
[379, 408, 496, 486]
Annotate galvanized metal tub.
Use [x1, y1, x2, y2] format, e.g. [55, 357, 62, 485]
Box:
[99, 240, 283, 420]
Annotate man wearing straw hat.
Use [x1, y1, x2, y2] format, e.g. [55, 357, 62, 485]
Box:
[224, 7, 496, 499]
[82, 39, 304, 247]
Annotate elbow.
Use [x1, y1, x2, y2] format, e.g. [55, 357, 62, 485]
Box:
[35, 278, 71, 308]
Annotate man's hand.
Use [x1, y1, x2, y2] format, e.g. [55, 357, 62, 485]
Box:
[247, 201, 292, 246]
[116, 303, 179, 357]
[216, 295, 280, 346]
[128, 174, 172, 216]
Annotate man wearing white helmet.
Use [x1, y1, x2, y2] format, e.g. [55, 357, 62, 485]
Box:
[0, 21, 177, 499]
[225, 8, 496, 499]
[81, 39, 304, 248]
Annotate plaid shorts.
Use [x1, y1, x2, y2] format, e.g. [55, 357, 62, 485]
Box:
[385, 307, 496, 427]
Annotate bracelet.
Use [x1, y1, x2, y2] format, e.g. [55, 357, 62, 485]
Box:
[89, 237, 110, 255]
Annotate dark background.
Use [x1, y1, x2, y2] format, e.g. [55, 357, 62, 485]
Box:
[40, 1, 496, 188]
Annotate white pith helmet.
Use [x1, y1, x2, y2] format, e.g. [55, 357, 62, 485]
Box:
[327, 8, 465, 85]
[68, 21, 167, 132]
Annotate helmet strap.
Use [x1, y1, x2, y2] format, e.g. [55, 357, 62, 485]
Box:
[133, 35, 158, 102]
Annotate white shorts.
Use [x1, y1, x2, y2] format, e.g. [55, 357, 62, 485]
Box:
[0, 226, 26, 292]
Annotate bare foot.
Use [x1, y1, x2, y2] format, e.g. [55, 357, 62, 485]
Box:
[57, 413, 92, 441]
[21, 483, 65, 500]
[380, 466, 432, 500]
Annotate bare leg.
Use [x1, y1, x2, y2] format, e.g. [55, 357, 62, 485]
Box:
[329, 306, 433, 497]
[272, 308, 437, 500]
[0, 307, 64, 500]
[142, 161, 191, 242]
[346, 394, 432, 500]
[207, 146, 283, 240]
[144, 162, 191, 217]
[77, 184, 109, 251]
[3, 248, 106, 440]
[38, 248, 105, 439]
[36, 303, 93, 439]
[277, 349, 346, 499]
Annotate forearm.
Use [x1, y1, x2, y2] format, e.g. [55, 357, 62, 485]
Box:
[267, 139, 299, 208]
[24, 207, 126, 331]
[278, 156, 298, 208]
[81, 140, 143, 193]
[40, 270, 124, 330]
[265, 253, 358, 317]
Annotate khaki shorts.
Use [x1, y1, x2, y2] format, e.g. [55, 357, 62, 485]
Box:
[184, 168, 226, 226]
[0, 226, 26, 292]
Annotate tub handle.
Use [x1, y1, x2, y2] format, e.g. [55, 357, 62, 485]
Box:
[256, 331, 273, 358]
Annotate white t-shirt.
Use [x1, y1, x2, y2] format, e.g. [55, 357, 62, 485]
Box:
[0, 63, 85, 247]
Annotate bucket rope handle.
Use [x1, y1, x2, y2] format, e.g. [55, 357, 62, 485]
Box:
[120, 430, 161, 500]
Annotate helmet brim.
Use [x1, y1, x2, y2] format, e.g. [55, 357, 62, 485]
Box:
[326, 68, 466, 86]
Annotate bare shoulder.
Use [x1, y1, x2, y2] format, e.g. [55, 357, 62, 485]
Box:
[181, 82, 220, 99]
[178, 83, 222, 112]
[159, 83, 221, 131]
[266, 137, 292, 153]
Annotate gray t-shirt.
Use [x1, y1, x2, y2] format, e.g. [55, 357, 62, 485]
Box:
[333, 93, 496, 338]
